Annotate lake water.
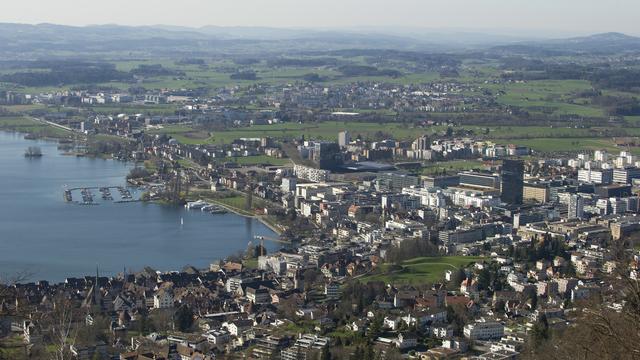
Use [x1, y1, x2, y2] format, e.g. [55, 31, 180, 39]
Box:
[0, 131, 277, 282]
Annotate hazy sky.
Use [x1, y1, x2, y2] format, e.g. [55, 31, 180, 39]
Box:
[1, 0, 639, 36]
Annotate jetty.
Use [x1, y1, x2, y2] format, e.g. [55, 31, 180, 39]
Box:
[63, 186, 138, 204]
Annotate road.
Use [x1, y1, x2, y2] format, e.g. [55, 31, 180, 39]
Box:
[31, 117, 75, 133]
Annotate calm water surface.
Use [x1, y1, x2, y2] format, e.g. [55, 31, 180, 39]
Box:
[0, 132, 276, 282]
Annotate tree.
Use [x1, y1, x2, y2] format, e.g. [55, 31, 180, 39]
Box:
[303, 268, 320, 291]
[136, 313, 156, 335]
[448, 267, 467, 289]
[530, 315, 549, 348]
[49, 297, 76, 360]
[367, 314, 384, 342]
[174, 305, 194, 332]
[319, 346, 331, 360]
[254, 244, 268, 258]
[477, 267, 491, 291]
[351, 346, 364, 360]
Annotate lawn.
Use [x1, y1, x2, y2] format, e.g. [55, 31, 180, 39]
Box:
[191, 191, 270, 216]
[214, 195, 252, 211]
[362, 256, 484, 285]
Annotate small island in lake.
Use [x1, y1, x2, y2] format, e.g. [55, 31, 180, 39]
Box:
[24, 146, 43, 157]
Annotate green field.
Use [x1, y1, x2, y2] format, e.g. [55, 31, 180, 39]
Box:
[150, 121, 435, 145]
[0, 116, 70, 137]
[362, 256, 484, 285]
[148, 120, 640, 156]
[421, 159, 487, 175]
[0, 104, 49, 112]
[65, 58, 445, 92]
[485, 79, 605, 117]
[90, 103, 179, 115]
[509, 137, 623, 153]
[1, 58, 636, 122]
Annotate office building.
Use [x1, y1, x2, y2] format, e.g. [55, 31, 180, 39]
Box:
[313, 142, 342, 170]
[568, 194, 585, 219]
[281, 177, 297, 193]
[459, 171, 500, 189]
[523, 182, 550, 203]
[577, 169, 613, 184]
[500, 159, 524, 205]
[412, 135, 430, 151]
[613, 167, 640, 184]
[596, 184, 632, 198]
[376, 172, 420, 191]
[338, 131, 351, 148]
[422, 175, 460, 189]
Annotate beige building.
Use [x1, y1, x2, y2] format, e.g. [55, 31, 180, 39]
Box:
[523, 183, 550, 203]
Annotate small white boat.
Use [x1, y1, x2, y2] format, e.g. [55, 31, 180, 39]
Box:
[185, 200, 208, 210]
[201, 204, 215, 212]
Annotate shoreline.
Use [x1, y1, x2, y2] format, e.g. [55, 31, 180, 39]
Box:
[1, 130, 282, 284]
[2, 129, 286, 233]
[195, 197, 284, 236]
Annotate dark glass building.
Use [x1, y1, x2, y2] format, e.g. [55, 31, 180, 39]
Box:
[313, 141, 342, 170]
[501, 159, 524, 204]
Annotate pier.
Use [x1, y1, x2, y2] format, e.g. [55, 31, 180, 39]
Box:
[63, 186, 139, 204]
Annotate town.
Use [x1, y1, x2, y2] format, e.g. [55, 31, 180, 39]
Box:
[2, 107, 640, 359]
[1, 15, 640, 360]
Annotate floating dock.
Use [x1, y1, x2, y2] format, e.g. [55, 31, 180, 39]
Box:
[63, 186, 138, 205]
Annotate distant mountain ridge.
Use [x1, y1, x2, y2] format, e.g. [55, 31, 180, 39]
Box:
[0, 22, 637, 57]
[492, 32, 640, 55]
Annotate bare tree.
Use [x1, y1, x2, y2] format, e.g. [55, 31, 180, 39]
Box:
[48, 297, 77, 360]
[0, 270, 33, 298]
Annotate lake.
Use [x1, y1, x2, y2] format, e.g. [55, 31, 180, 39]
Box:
[0, 131, 277, 282]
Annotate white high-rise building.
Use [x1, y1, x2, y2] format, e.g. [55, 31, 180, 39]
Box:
[338, 131, 351, 148]
[594, 150, 608, 162]
[577, 169, 613, 184]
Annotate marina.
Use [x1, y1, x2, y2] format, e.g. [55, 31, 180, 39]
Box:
[0, 131, 278, 281]
[63, 186, 140, 204]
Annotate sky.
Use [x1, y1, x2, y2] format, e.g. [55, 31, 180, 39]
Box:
[1, 0, 639, 36]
